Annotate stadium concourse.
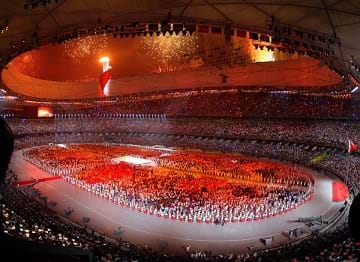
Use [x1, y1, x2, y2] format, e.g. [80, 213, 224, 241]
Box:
[1, 0, 360, 261]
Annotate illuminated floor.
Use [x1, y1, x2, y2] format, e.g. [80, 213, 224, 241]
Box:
[10, 149, 344, 254]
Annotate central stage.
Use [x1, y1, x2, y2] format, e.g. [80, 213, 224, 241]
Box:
[111, 155, 155, 166]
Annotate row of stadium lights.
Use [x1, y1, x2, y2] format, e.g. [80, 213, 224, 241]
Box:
[0, 113, 15, 118]
[112, 23, 195, 39]
[0, 18, 9, 34]
[265, 16, 336, 58]
[53, 23, 196, 45]
[267, 16, 337, 47]
[24, 0, 59, 10]
[350, 57, 360, 73]
[52, 21, 333, 59]
[254, 43, 333, 57]
[54, 113, 167, 119]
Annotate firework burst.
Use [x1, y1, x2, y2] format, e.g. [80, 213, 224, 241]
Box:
[63, 34, 109, 59]
[141, 32, 199, 73]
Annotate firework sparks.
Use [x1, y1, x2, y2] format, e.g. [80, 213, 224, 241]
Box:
[141, 32, 199, 73]
[63, 34, 109, 59]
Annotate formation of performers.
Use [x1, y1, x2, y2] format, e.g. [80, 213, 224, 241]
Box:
[22, 144, 314, 224]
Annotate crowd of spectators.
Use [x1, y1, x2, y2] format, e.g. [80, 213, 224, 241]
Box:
[6, 117, 360, 151]
[50, 90, 354, 120]
[4, 89, 357, 121]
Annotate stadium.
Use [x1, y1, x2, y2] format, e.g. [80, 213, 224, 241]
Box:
[0, 1, 359, 261]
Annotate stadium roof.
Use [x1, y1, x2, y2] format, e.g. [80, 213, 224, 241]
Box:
[0, 0, 359, 68]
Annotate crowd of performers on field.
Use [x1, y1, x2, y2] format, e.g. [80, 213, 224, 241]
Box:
[22, 144, 314, 224]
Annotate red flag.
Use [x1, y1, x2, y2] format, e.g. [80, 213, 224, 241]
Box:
[332, 181, 349, 202]
[348, 139, 357, 153]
